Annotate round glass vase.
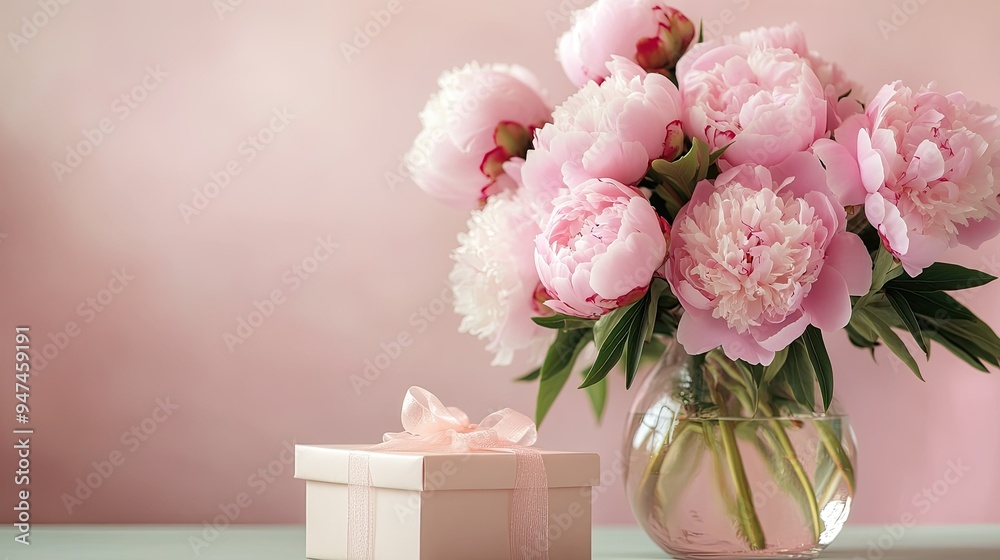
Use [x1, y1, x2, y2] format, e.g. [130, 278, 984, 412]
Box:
[623, 339, 857, 559]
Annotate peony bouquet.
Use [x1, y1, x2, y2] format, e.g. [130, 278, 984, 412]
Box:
[406, 2, 1000, 553]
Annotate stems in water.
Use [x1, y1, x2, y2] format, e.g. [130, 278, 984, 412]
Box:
[705, 367, 766, 551]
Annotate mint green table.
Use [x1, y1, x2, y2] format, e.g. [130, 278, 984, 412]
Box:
[1, 525, 998, 558]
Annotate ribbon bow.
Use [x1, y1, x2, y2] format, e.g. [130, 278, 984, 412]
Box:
[376, 386, 538, 451]
[348, 387, 549, 560]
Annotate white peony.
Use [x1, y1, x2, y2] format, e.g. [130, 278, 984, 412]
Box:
[450, 177, 556, 366]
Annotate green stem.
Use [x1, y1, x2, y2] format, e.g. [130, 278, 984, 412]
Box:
[816, 419, 856, 496]
[645, 422, 703, 517]
[705, 357, 754, 414]
[757, 404, 824, 544]
[706, 353, 824, 546]
[640, 419, 693, 491]
[706, 353, 758, 416]
[700, 419, 738, 516]
[642, 421, 678, 482]
[818, 470, 845, 508]
[707, 380, 766, 551]
[706, 353, 747, 387]
[750, 430, 813, 517]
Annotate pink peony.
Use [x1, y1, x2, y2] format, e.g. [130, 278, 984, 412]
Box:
[677, 23, 862, 129]
[557, 0, 695, 87]
[666, 153, 872, 365]
[406, 63, 551, 209]
[678, 42, 828, 167]
[535, 178, 669, 318]
[813, 82, 1000, 276]
[450, 161, 556, 365]
[521, 58, 683, 213]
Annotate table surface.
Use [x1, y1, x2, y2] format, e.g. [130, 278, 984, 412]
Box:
[1, 525, 998, 559]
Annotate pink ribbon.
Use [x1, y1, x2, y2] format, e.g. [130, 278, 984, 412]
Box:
[347, 387, 549, 560]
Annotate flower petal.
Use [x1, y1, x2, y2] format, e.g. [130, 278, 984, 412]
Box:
[857, 129, 887, 194]
[590, 233, 655, 299]
[898, 232, 948, 278]
[722, 333, 776, 366]
[866, 193, 910, 256]
[957, 216, 1000, 249]
[676, 310, 738, 356]
[824, 232, 873, 295]
[812, 138, 867, 206]
[802, 269, 852, 332]
[909, 139, 945, 182]
[582, 137, 650, 186]
[752, 312, 809, 353]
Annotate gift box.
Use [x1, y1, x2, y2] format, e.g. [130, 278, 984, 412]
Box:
[294, 387, 600, 560]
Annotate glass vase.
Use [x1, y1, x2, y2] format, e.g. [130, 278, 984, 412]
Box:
[623, 339, 858, 559]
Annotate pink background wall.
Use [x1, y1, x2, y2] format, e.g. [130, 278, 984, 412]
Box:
[1, 0, 998, 529]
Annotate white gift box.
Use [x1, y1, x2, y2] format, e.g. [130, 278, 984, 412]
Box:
[295, 444, 600, 560]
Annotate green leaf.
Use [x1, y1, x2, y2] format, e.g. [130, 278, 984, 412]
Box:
[801, 326, 834, 411]
[884, 290, 929, 357]
[540, 329, 589, 381]
[888, 262, 997, 292]
[845, 321, 877, 351]
[657, 288, 680, 308]
[858, 309, 923, 380]
[693, 140, 713, 182]
[902, 289, 979, 322]
[926, 330, 989, 372]
[643, 278, 671, 342]
[864, 302, 906, 328]
[870, 246, 903, 293]
[593, 304, 629, 348]
[762, 347, 789, 384]
[581, 367, 607, 422]
[709, 143, 733, 165]
[934, 319, 1000, 364]
[581, 300, 645, 388]
[536, 329, 591, 426]
[653, 184, 684, 219]
[582, 337, 624, 389]
[623, 293, 651, 389]
[650, 138, 712, 199]
[531, 314, 597, 330]
[515, 367, 540, 382]
[780, 341, 816, 411]
[641, 336, 667, 362]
